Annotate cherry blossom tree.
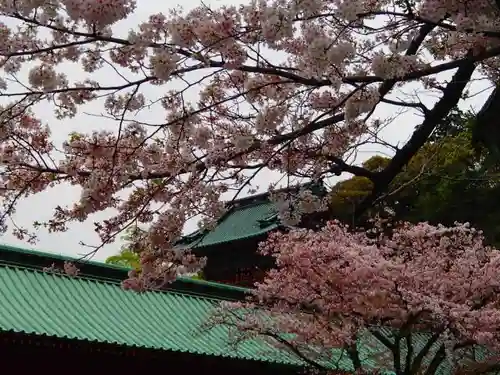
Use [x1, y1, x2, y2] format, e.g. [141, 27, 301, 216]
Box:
[1, 0, 500, 286]
[211, 221, 500, 374]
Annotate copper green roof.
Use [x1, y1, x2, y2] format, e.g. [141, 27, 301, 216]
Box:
[178, 181, 327, 249]
[0, 244, 303, 365]
[179, 201, 279, 249]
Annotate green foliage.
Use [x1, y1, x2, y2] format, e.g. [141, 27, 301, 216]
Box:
[105, 226, 143, 270]
[105, 226, 205, 280]
[329, 111, 500, 246]
[105, 250, 141, 270]
[190, 271, 205, 280]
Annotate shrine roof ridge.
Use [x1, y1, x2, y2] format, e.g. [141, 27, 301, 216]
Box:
[0, 243, 249, 301]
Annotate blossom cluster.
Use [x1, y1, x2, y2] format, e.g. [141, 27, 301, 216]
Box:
[216, 221, 500, 372]
[0, 0, 499, 282]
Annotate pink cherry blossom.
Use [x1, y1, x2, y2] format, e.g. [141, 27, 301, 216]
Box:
[0, 0, 499, 286]
[215, 221, 500, 373]
[63, 0, 136, 29]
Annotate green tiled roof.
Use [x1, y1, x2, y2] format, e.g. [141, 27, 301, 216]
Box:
[0, 259, 302, 365]
[180, 202, 279, 249]
[178, 181, 327, 249]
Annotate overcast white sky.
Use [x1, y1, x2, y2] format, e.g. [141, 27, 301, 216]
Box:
[0, 1, 493, 261]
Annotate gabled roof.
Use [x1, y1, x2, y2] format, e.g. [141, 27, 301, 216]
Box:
[178, 201, 278, 249]
[177, 180, 327, 249]
[0, 244, 302, 366]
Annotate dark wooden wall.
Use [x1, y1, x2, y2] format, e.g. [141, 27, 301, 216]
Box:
[195, 235, 276, 287]
[0, 331, 302, 375]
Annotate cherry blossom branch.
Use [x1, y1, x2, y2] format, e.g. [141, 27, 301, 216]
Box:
[424, 345, 446, 375]
[362, 22, 436, 122]
[2, 38, 99, 58]
[5, 11, 500, 89]
[355, 54, 478, 218]
[409, 330, 443, 374]
[363, 11, 500, 39]
[1, 0, 500, 279]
